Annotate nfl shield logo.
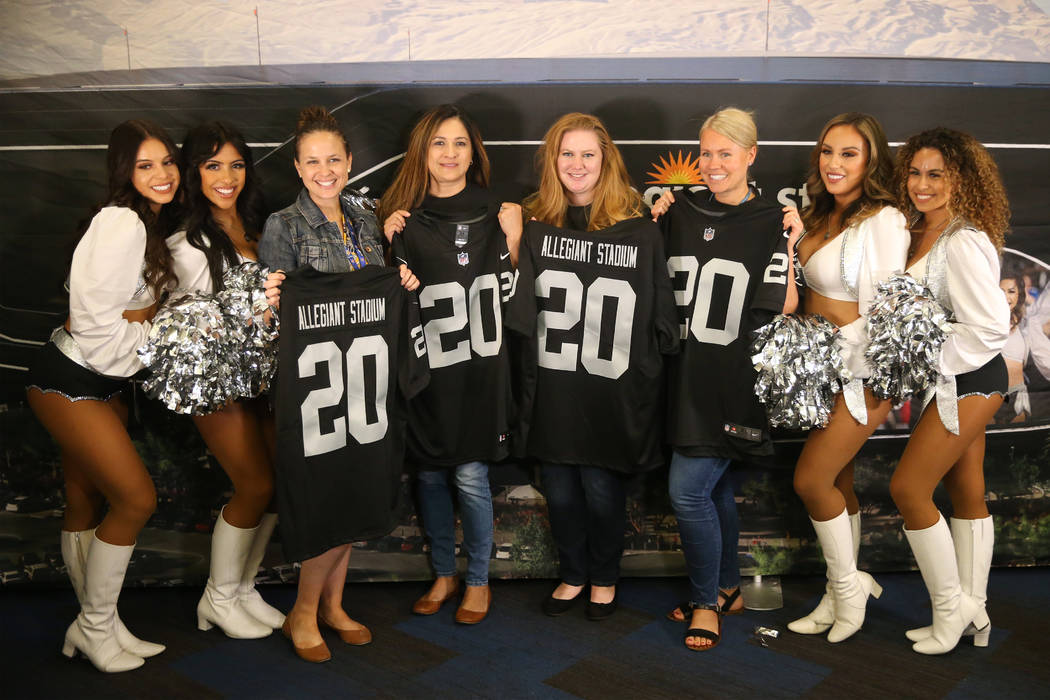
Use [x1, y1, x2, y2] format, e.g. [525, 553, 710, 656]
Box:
[457, 251, 470, 266]
[703, 227, 715, 241]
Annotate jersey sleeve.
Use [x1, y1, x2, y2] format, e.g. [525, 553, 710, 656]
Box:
[503, 222, 539, 338]
[939, 228, 1010, 376]
[398, 287, 430, 399]
[68, 207, 151, 377]
[391, 231, 411, 270]
[752, 227, 792, 313]
[650, 225, 681, 355]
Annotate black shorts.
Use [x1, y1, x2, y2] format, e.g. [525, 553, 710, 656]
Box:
[955, 354, 1008, 399]
[25, 338, 127, 402]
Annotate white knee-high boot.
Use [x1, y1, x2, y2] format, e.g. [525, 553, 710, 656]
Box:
[61, 530, 166, 657]
[237, 512, 285, 628]
[196, 508, 273, 639]
[810, 509, 882, 643]
[61, 535, 144, 672]
[905, 515, 993, 647]
[904, 513, 989, 655]
[788, 511, 861, 634]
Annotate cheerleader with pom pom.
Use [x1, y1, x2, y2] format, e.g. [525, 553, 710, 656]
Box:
[888, 128, 1010, 655]
[786, 113, 909, 643]
[165, 122, 285, 639]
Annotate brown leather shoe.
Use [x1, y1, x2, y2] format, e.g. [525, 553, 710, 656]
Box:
[281, 619, 331, 663]
[412, 576, 460, 615]
[318, 612, 372, 646]
[455, 585, 491, 625]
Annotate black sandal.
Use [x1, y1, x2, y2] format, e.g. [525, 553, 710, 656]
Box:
[666, 601, 698, 622]
[684, 604, 722, 652]
[718, 587, 744, 616]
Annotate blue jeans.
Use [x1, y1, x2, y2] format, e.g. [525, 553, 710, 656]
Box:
[540, 463, 626, 587]
[668, 452, 740, 606]
[416, 462, 493, 586]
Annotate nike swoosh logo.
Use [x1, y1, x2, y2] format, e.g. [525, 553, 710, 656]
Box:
[500, 252, 511, 260]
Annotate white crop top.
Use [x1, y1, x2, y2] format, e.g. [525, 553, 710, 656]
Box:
[68, 206, 158, 377]
[801, 232, 853, 301]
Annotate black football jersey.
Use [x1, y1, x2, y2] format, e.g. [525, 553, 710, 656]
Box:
[392, 199, 516, 466]
[505, 217, 679, 473]
[274, 265, 429, 562]
[659, 189, 790, 460]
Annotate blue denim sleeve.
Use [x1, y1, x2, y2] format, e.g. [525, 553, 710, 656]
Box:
[259, 212, 297, 272]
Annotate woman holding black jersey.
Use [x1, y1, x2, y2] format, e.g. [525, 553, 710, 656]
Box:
[510, 112, 679, 620]
[651, 107, 800, 650]
[379, 104, 522, 624]
[259, 105, 419, 663]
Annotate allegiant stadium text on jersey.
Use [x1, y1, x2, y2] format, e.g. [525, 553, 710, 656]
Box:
[539, 234, 638, 269]
[296, 297, 387, 330]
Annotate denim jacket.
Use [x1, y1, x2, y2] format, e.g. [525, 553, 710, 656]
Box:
[258, 187, 385, 273]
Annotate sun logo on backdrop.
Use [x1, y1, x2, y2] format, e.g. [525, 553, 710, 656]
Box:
[646, 151, 704, 185]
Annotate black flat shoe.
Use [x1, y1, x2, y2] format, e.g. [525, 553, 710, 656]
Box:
[586, 596, 618, 621]
[542, 587, 583, 616]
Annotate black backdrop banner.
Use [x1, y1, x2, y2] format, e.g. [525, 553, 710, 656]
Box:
[1, 72, 1048, 587]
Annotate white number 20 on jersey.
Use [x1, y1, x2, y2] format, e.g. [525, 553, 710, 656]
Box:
[419, 272, 514, 369]
[298, 336, 389, 457]
[535, 270, 637, 379]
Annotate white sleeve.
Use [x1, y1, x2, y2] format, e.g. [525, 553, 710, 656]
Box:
[857, 206, 910, 315]
[939, 229, 1010, 376]
[1022, 318, 1050, 381]
[837, 207, 908, 379]
[168, 229, 215, 294]
[68, 207, 152, 377]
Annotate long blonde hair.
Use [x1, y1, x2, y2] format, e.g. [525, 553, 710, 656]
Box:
[522, 112, 642, 230]
[377, 104, 490, 223]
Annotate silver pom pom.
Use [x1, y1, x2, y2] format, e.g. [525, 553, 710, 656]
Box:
[340, 187, 377, 213]
[216, 262, 279, 399]
[864, 273, 953, 404]
[751, 314, 853, 430]
[138, 262, 278, 415]
[138, 292, 232, 415]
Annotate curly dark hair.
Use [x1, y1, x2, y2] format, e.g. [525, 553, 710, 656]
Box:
[800, 112, 896, 235]
[893, 127, 1010, 250]
[180, 121, 268, 291]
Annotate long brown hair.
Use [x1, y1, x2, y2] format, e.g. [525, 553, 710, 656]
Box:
[76, 119, 180, 297]
[893, 127, 1010, 250]
[1000, 273, 1026, 330]
[377, 104, 490, 223]
[522, 112, 643, 231]
[800, 112, 896, 235]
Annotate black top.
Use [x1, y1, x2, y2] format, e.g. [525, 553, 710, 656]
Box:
[658, 188, 790, 460]
[420, 183, 495, 215]
[505, 216, 679, 473]
[273, 265, 429, 561]
[566, 205, 590, 231]
[392, 188, 517, 467]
